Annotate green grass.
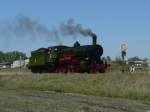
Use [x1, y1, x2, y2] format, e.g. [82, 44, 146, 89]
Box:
[0, 69, 150, 101]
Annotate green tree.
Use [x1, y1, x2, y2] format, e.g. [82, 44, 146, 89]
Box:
[0, 51, 5, 63]
[0, 51, 27, 63]
[128, 56, 141, 61]
[106, 56, 111, 62]
[115, 56, 121, 64]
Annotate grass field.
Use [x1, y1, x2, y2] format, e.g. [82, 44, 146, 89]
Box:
[0, 68, 150, 112]
[1, 90, 150, 112]
[0, 68, 150, 101]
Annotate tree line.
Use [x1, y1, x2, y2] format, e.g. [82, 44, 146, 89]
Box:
[0, 51, 27, 63]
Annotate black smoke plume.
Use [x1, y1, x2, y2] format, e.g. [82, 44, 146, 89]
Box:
[60, 18, 95, 37]
[0, 16, 60, 41]
[0, 17, 96, 44]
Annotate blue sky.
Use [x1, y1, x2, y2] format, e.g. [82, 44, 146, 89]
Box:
[0, 0, 150, 59]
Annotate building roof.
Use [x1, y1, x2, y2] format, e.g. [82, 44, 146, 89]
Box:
[0, 62, 12, 65]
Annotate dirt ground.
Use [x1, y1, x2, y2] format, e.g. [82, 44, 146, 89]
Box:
[0, 90, 150, 112]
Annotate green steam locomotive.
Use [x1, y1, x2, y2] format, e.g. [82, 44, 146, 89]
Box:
[28, 34, 107, 73]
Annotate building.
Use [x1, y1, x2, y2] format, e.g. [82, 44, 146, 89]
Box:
[0, 62, 12, 69]
[145, 59, 150, 68]
[11, 60, 25, 68]
[25, 59, 29, 67]
[128, 59, 150, 72]
[11, 59, 29, 68]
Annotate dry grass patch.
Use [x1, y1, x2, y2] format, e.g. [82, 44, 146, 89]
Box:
[0, 70, 150, 101]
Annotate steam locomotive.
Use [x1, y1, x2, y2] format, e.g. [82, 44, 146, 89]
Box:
[28, 34, 107, 73]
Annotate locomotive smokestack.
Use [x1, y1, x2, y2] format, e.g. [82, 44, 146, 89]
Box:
[92, 33, 97, 45]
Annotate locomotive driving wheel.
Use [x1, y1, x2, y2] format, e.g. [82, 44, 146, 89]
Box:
[55, 66, 67, 73]
[89, 64, 97, 73]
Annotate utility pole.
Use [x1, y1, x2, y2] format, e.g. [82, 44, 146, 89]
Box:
[120, 42, 127, 73]
[19, 55, 22, 69]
